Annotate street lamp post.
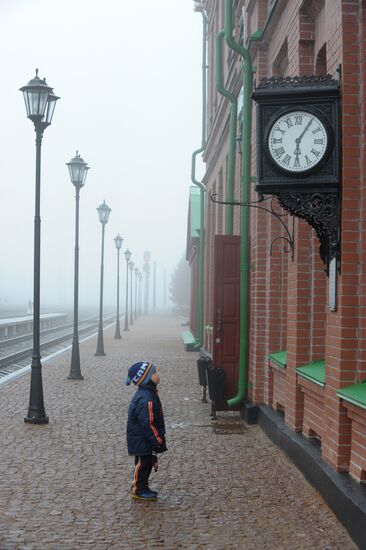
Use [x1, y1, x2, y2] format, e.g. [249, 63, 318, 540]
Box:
[134, 268, 139, 320]
[20, 69, 60, 424]
[129, 262, 134, 325]
[67, 151, 89, 380]
[138, 272, 143, 316]
[95, 200, 111, 356]
[123, 249, 131, 331]
[114, 234, 123, 339]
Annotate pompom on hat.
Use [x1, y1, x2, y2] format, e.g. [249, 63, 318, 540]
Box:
[125, 361, 156, 386]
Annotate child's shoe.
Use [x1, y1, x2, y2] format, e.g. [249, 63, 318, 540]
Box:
[131, 490, 157, 501]
[148, 487, 158, 496]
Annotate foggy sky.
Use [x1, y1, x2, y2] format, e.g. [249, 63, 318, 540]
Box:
[0, 0, 203, 310]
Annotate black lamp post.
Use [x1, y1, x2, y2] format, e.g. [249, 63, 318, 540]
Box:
[67, 151, 89, 380]
[138, 272, 143, 316]
[95, 200, 111, 356]
[20, 69, 59, 424]
[114, 234, 123, 339]
[123, 249, 131, 331]
[134, 268, 139, 320]
[129, 261, 134, 325]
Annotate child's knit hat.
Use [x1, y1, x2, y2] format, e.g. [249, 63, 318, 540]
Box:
[125, 361, 156, 386]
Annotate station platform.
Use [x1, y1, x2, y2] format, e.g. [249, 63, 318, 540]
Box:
[0, 315, 356, 549]
[0, 313, 68, 339]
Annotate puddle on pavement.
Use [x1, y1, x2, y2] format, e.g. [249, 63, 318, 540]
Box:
[211, 418, 245, 435]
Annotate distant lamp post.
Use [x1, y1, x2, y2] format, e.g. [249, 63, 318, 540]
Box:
[67, 151, 89, 380]
[129, 262, 135, 325]
[134, 268, 139, 320]
[114, 234, 123, 339]
[138, 272, 143, 316]
[20, 69, 60, 424]
[95, 200, 111, 356]
[123, 249, 131, 331]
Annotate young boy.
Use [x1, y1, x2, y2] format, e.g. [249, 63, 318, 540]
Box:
[126, 361, 167, 501]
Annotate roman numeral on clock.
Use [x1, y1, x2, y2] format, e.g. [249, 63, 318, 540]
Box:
[274, 147, 285, 158]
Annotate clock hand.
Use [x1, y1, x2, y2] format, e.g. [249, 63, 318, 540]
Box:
[295, 117, 314, 145]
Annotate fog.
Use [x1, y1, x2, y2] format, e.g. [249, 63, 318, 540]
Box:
[0, 0, 203, 312]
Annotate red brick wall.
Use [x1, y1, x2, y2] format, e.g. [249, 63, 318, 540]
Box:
[198, 0, 366, 480]
[323, 0, 362, 472]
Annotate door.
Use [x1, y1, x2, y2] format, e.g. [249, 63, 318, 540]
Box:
[213, 235, 241, 409]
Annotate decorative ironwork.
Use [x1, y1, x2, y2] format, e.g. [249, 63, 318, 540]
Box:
[256, 74, 336, 90]
[276, 190, 339, 271]
[210, 193, 295, 260]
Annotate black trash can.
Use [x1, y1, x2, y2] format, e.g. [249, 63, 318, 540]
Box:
[197, 356, 210, 386]
[197, 356, 211, 403]
[206, 365, 226, 419]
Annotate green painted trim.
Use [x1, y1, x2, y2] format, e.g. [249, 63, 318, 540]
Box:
[296, 360, 325, 387]
[337, 382, 366, 410]
[189, 186, 201, 238]
[269, 350, 287, 368]
[190, 11, 208, 348]
[250, 29, 263, 41]
[225, 0, 254, 408]
[215, 29, 236, 235]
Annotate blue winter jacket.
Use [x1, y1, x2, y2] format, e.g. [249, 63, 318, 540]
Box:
[126, 383, 167, 456]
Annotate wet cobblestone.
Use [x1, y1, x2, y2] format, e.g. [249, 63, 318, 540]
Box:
[0, 315, 357, 549]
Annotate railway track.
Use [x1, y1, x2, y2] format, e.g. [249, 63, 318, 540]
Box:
[0, 314, 116, 386]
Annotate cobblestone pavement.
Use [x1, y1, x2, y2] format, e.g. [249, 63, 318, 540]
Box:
[0, 315, 357, 549]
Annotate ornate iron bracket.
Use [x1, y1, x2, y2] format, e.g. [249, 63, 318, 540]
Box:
[210, 193, 295, 260]
[276, 190, 340, 273]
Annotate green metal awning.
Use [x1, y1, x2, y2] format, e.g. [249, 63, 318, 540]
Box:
[337, 382, 366, 410]
[296, 360, 325, 387]
[269, 350, 287, 368]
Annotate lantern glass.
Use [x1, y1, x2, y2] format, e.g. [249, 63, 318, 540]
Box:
[134, 268, 139, 275]
[67, 151, 89, 186]
[114, 234, 123, 250]
[97, 200, 111, 224]
[43, 92, 60, 126]
[124, 249, 131, 262]
[20, 70, 53, 119]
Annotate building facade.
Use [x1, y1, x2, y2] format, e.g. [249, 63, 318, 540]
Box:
[188, 0, 366, 485]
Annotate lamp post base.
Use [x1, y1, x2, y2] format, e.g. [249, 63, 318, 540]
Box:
[68, 339, 84, 380]
[115, 321, 121, 339]
[25, 356, 49, 424]
[95, 327, 106, 356]
[24, 415, 49, 424]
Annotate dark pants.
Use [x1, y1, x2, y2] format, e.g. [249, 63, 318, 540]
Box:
[132, 455, 153, 494]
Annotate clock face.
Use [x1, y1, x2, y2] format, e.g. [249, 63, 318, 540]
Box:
[267, 110, 328, 173]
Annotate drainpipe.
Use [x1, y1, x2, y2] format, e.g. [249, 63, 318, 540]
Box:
[215, 29, 237, 235]
[191, 6, 207, 348]
[224, 0, 254, 407]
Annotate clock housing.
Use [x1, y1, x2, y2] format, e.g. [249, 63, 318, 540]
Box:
[252, 75, 340, 193]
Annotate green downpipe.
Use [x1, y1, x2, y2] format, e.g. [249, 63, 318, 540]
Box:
[215, 30, 236, 235]
[191, 9, 207, 348]
[224, 0, 253, 407]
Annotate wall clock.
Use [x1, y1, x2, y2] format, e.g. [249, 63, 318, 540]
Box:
[251, 75, 341, 275]
[266, 108, 331, 174]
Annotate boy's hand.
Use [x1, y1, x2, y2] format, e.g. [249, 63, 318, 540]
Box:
[152, 452, 158, 472]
